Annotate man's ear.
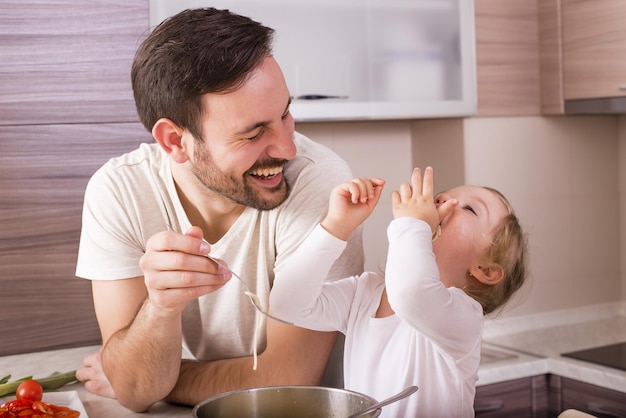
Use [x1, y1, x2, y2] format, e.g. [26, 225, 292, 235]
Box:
[470, 263, 504, 286]
[152, 118, 189, 163]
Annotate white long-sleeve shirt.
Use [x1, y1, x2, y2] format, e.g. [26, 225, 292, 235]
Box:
[271, 217, 483, 417]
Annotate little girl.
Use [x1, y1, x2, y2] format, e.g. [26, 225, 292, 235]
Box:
[270, 167, 528, 417]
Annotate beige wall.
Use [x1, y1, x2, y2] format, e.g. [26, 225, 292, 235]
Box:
[299, 114, 623, 319]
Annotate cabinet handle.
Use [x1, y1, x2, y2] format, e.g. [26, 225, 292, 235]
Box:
[587, 401, 625, 418]
[474, 400, 504, 413]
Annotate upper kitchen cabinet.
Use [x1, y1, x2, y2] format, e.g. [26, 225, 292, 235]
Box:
[539, 0, 626, 114]
[150, 0, 477, 121]
[0, 1, 148, 126]
[474, 0, 541, 116]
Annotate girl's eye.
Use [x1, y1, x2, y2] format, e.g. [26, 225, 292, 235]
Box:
[281, 109, 291, 120]
[464, 205, 477, 215]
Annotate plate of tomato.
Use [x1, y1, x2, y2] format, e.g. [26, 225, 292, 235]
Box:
[0, 379, 87, 417]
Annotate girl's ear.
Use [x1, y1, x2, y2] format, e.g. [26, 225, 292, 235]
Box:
[152, 118, 189, 164]
[470, 263, 504, 286]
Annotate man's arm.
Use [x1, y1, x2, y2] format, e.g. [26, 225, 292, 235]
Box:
[94, 279, 183, 412]
[167, 322, 337, 406]
[88, 228, 338, 412]
[92, 279, 337, 410]
[89, 227, 229, 412]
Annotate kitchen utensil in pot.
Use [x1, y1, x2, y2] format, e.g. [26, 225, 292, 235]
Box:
[346, 385, 418, 418]
[193, 386, 382, 418]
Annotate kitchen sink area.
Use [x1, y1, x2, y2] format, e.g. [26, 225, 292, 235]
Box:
[480, 345, 519, 365]
[476, 302, 626, 392]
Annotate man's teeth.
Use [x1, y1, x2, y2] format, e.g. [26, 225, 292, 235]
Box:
[250, 167, 282, 177]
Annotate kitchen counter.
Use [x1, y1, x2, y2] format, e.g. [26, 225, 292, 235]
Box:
[477, 302, 626, 393]
[3, 302, 625, 417]
[0, 345, 192, 417]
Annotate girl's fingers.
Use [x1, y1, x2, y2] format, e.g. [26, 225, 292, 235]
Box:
[411, 167, 423, 195]
[347, 177, 385, 203]
[399, 181, 412, 201]
[422, 166, 434, 199]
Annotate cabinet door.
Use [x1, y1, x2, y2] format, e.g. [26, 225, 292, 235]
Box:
[475, 375, 549, 418]
[474, 0, 541, 116]
[151, 0, 477, 121]
[474, 377, 533, 417]
[561, 377, 626, 418]
[562, 0, 626, 100]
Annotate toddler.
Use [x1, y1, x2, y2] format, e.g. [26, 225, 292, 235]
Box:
[270, 167, 528, 417]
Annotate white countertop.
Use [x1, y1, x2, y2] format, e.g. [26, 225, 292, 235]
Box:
[0, 345, 192, 417]
[477, 302, 626, 393]
[3, 302, 625, 416]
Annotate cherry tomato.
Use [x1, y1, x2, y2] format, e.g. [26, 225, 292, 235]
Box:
[15, 379, 43, 402]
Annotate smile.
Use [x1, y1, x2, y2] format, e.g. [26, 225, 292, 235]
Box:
[249, 166, 283, 179]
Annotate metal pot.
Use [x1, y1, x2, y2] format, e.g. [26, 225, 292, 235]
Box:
[192, 385, 381, 418]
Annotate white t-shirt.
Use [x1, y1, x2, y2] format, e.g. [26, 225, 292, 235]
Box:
[271, 217, 483, 418]
[76, 132, 364, 366]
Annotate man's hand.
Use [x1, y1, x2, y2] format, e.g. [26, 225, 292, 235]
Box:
[76, 351, 116, 399]
[140, 226, 232, 314]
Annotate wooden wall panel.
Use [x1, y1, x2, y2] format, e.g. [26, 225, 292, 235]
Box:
[474, 0, 541, 116]
[0, 1, 148, 125]
[0, 0, 151, 356]
[538, 0, 565, 114]
[0, 123, 152, 355]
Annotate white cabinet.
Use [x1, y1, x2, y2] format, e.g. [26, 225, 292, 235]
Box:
[150, 0, 477, 121]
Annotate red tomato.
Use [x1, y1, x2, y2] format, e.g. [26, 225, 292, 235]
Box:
[15, 379, 43, 402]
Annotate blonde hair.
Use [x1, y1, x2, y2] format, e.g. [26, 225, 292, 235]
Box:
[466, 188, 528, 314]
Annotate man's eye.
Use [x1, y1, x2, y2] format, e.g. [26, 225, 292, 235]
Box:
[464, 205, 477, 215]
[246, 130, 263, 141]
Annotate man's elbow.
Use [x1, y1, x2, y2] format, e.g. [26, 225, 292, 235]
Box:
[115, 390, 159, 413]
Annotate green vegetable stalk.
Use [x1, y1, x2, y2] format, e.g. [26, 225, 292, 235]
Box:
[0, 370, 77, 398]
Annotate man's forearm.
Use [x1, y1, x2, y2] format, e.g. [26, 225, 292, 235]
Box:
[167, 325, 338, 406]
[102, 299, 184, 412]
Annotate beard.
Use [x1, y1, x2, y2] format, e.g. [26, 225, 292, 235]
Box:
[191, 140, 290, 210]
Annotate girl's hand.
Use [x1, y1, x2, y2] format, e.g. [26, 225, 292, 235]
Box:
[321, 177, 385, 241]
[391, 167, 456, 234]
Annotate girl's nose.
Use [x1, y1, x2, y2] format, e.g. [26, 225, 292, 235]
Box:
[435, 193, 450, 207]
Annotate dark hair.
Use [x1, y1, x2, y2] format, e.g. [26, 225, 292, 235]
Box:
[131, 8, 275, 140]
[466, 188, 529, 315]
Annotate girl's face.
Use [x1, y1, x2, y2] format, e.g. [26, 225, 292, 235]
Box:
[433, 185, 509, 288]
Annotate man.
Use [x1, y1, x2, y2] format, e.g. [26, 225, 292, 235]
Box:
[75, 8, 363, 412]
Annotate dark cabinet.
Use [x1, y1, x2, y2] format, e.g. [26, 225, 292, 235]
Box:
[476, 374, 626, 418]
[558, 376, 626, 418]
[474, 375, 548, 418]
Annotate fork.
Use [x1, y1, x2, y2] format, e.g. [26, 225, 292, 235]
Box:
[205, 253, 293, 325]
[164, 225, 292, 325]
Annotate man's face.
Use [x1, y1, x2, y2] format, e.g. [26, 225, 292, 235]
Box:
[187, 56, 296, 210]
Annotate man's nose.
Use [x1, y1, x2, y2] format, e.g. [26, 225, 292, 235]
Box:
[267, 125, 296, 160]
